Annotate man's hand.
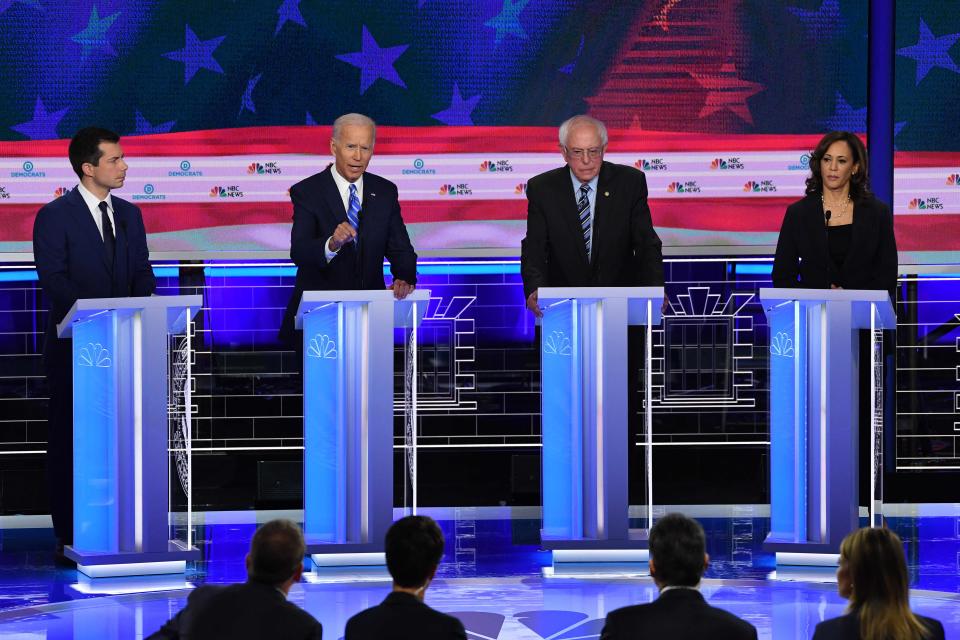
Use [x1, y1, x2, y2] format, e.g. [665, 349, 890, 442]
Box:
[526, 290, 543, 318]
[327, 222, 358, 252]
[389, 279, 415, 300]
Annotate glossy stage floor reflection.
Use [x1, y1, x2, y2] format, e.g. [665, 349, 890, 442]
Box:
[0, 507, 957, 639]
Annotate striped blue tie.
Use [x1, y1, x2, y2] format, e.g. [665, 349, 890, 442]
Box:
[347, 183, 361, 233]
[578, 183, 591, 257]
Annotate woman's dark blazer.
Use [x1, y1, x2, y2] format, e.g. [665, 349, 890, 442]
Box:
[811, 612, 944, 640]
[771, 193, 898, 303]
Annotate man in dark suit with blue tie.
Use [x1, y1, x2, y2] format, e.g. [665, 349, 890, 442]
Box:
[32, 127, 156, 556]
[279, 113, 418, 345]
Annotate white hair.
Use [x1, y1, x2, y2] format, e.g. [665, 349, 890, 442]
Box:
[332, 113, 377, 145]
[558, 115, 608, 148]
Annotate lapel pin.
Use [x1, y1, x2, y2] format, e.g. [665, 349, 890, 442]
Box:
[604, 191, 610, 197]
[370, 192, 376, 197]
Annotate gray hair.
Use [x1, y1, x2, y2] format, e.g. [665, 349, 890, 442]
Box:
[332, 113, 377, 145]
[558, 115, 608, 148]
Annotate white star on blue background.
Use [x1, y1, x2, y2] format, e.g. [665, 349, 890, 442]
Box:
[11, 97, 68, 140]
[163, 25, 226, 84]
[788, 0, 842, 42]
[485, 0, 530, 45]
[72, 6, 121, 62]
[336, 26, 409, 94]
[275, 0, 306, 36]
[432, 84, 482, 125]
[131, 111, 176, 135]
[820, 91, 866, 131]
[897, 18, 960, 85]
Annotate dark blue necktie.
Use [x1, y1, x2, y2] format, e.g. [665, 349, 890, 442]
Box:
[577, 183, 591, 257]
[347, 183, 361, 234]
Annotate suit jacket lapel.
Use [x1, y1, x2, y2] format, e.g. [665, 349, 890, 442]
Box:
[69, 188, 111, 270]
[808, 195, 830, 266]
[843, 199, 868, 271]
[591, 163, 612, 270]
[361, 175, 378, 229]
[321, 167, 348, 223]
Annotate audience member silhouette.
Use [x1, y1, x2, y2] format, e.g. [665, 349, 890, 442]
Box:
[149, 519, 322, 639]
[345, 515, 466, 640]
[600, 512, 757, 640]
[812, 527, 943, 640]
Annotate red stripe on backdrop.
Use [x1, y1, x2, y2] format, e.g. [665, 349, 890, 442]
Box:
[4, 199, 957, 250]
[894, 215, 960, 251]
[893, 151, 960, 168]
[0, 127, 830, 157]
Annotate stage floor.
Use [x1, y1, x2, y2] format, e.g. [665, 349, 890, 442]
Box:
[0, 506, 957, 639]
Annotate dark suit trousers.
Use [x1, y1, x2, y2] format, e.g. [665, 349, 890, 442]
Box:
[45, 338, 73, 544]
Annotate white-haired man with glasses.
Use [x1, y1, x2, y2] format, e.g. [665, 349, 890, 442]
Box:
[520, 114, 663, 317]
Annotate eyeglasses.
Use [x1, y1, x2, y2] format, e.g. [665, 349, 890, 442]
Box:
[565, 147, 604, 160]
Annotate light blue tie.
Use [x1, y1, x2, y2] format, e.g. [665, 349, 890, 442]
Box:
[347, 183, 361, 233]
[578, 183, 591, 257]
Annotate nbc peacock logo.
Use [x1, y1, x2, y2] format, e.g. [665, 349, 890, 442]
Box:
[667, 180, 701, 193]
[711, 157, 744, 170]
[946, 174, 960, 186]
[635, 158, 667, 171]
[909, 197, 944, 210]
[247, 161, 282, 175]
[54, 186, 70, 198]
[439, 183, 472, 196]
[515, 182, 527, 194]
[479, 159, 513, 172]
[744, 181, 759, 192]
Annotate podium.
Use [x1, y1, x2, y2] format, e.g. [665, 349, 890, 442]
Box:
[537, 286, 663, 569]
[760, 288, 895, 566]
[296, 289, 429, 565]
[57, 295, 202, 578]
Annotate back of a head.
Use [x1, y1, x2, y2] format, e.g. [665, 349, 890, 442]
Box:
[385, 515, 445, 588]
[248, 519, 305, 586]
[842, 527, 932, 640]
[649, 513, 706, 587]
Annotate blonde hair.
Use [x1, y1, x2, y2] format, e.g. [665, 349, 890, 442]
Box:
[841, 527, 931, 640]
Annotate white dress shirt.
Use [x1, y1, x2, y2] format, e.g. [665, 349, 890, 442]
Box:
[324, 168, 363, 261]
[76, 182, 116, 241]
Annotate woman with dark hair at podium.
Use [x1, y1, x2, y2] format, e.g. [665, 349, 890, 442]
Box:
[771, 131, 898, 509]
[812, 527, 943, 640]
[771, 131, 898, 301]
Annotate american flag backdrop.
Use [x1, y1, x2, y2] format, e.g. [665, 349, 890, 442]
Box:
[0, 1, 955, 257]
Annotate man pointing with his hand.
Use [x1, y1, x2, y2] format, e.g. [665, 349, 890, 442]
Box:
[280, 113, 418, 345]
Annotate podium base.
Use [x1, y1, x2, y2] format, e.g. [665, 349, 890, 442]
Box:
[309, 551, 386, 567]
[65, 542, 200, 578]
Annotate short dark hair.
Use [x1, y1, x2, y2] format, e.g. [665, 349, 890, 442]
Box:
[805, 131, 870, 202]
[68, 127, 121, 179]
[247, 519, 305, 586]
[649, 513, 706, 587]
[385, 516, 445, 588]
